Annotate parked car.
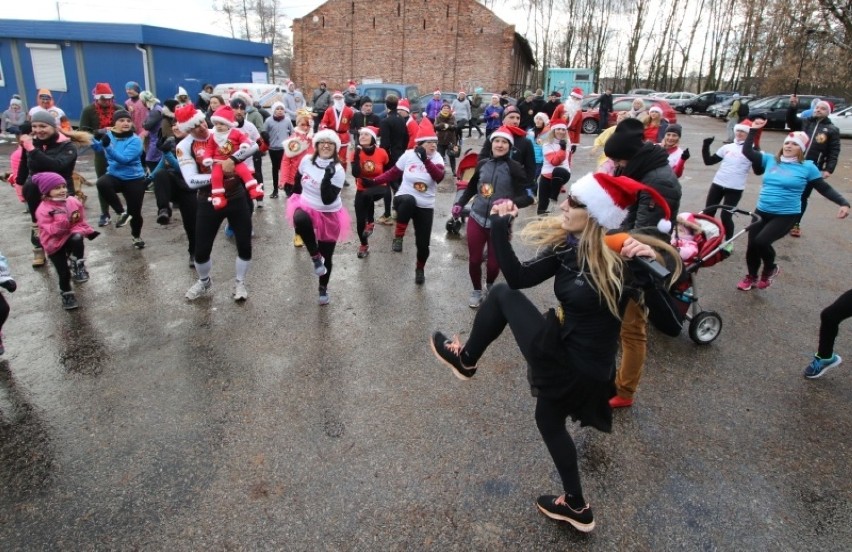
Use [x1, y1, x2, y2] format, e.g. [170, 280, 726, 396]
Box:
[656, 92, 697, 108]
[676, 91, 739, 115]
[708, 95, 756, 119]
[356, 83, 421, 117]
[830, 105, 852, 138]
[748, 94, 847, 129]
[580, 95, 677, 134]
[628, 88, 656, 95]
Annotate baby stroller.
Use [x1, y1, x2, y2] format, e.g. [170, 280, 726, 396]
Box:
[671, 205, 761, 344]
[445, 149, 479, 235]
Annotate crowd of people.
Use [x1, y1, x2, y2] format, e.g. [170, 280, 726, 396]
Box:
[0, 79, 849, 533]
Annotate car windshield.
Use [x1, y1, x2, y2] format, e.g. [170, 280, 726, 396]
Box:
[406, 86, 419, 100]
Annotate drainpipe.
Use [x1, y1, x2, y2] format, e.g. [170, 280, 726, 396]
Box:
[135, 44, 151, 91]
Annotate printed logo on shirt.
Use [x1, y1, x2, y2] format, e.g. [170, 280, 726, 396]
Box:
[413, 181, 428, 193]
[479, 182, 494, 198]
[288, 140, 302, 152]
[364, 160, 376, 173]
[816, 132, 827, 144]
[218, 142, 235, 156]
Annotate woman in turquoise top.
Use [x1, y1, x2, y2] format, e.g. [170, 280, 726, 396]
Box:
[737, 118, 849, 291]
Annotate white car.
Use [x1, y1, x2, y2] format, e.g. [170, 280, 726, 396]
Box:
[832, 105, 852, 138]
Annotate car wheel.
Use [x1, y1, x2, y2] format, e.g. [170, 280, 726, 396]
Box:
[684, 106, 694, 115]
[581, 118, 599, 134]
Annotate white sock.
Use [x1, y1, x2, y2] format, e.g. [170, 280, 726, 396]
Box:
[235, 257, 251, 282]
[196, 259, 212, 281]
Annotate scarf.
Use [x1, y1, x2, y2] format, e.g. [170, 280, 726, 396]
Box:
[96, 103, 116, 130]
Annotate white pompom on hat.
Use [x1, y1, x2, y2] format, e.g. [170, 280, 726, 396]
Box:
[312, 128, 341, 151]
[570, 172, 673, 232]
[785, 131, 810, 151]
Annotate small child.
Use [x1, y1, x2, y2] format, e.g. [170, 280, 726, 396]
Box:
[34, 172, 99, 310]
[672, 212, 703, 261]
[202, 105, 261, 210]
[0, 250, 17, 355]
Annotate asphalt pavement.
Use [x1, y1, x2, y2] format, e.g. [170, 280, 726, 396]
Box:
[1, 116, 851, 549]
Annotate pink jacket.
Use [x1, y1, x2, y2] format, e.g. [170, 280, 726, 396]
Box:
[36, 196, 96, 255]
[8, 147, 24, 202]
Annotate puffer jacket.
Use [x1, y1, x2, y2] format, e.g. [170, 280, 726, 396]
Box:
[786, 107, 842, 174]
[17, 133, 78, 190]
[618, 142, 681, 235]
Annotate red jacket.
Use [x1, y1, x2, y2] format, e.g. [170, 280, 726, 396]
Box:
[320, 106, 355, 145]
[405, 117, 418, 150]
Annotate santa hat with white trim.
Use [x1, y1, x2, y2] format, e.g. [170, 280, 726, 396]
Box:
[569, 87, 584, 100]
[312, 128, 341, 151]
[415, 117, 438, 142]
[397, 99, 411, 114]
[734, 119, 752, 133]
[359, 125, 380, 143]
[569, 172, 672, 232]
[489, 125, 515, 145]
[210, 105, 238, 128]
[785, 131, 810, 152]
[175, 104, 207, 132]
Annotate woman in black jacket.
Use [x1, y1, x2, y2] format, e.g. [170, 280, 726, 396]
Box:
[430, 172, 679, 533]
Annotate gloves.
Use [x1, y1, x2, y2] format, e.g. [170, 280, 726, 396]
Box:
[157, 136, 175, 153]
[0, 279, 16, 293]
[99, 133, 111, 147]
[86, 231, 101, 241]
[324, 164, 336, 180]
[703, 137, 714, 146]
[209, 191, 228, 210]
[415, 146, 427, 163]
[559, 139, 567, 151]
[570, 145, 577, 154]
[681, 148, 690, 161]
[451, 204, 462, 217]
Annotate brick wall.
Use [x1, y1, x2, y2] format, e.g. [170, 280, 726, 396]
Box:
[292, 0, 523, 101]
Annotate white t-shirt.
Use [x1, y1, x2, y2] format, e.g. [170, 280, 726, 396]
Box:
[712, 142, 752, 191]
[297, 155, 345, 212]
[395, 149, 444, 208]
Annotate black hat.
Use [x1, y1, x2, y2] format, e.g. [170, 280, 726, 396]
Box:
[666, 123, 682, 137]
[112, 109, 132, 124]
[604, 118, 645, 161]
[230, 97, 248, 110]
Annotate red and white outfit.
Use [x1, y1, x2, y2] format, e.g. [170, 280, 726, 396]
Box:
[551, 87, 584, 157]
[203, 106, 261, 209]
[541, 123, 572, 180]
[320, 92, 355, 169]
[280, 125, 314, 187]
[664, 146, 687, 178]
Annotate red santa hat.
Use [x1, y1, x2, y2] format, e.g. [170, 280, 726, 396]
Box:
[175, 104, 207, 132]
[210, 105, 237, 128]
[397, 99, 411, 114]
[313, 128, 341, 151]
[415, 117, 438, 142]
[433, 89, 441, 95]
[92, 82, 114, 99]
[489, 125, 515, 145]
[649, 105, 663, 115]
[733, 119, 752, 133]
[549, 121, 567, 131]
[348, 80, 357, 87]
[569, 87, 584, 100]
[359, 125, 380, 142]
[785, 131, 810, 152]
[569, 172, 672, 232]
[332, 90, 344, 99]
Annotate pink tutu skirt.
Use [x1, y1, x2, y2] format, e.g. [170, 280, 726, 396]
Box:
[285, 194, 352, 242]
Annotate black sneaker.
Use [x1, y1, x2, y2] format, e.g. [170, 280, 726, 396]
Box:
[116, 212, 132, 228]
[156, 208, 171, 225]
[536, 495, 595, 533]
[392, 237, 403, 252]
[132, 237, 145, 249]
[430, 331, 476, 380]
[72, 260, 89, 283]
[61, 291, 79, 310]
[415, 268, 425, 285]
[270, 190, 279, 199]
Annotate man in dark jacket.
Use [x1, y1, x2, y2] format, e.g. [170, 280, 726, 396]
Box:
[604, 118, 681, 409]
[542, 91, 561, 119]
[351, 98, 381, 142]
[311, 80, 331, 132]
[516, 90, 537, 130]
[378, 94, 408, 224]
[786, 95, 842, 237]
[479, 106, 536, 190]
[343, 81, 361, 109]
[598, 88, 614, 133]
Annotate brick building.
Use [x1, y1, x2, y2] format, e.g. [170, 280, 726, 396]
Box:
[291, 0, 535, 98]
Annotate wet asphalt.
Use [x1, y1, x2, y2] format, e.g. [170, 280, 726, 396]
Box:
[1, 116, 851, 550]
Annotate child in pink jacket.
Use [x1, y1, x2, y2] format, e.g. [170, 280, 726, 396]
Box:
[34, 172, 98, 310]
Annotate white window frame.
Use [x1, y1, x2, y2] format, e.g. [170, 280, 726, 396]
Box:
[26, 43, 67, 92]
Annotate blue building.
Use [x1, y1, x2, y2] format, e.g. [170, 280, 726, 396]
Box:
[0, 19, 272, 123]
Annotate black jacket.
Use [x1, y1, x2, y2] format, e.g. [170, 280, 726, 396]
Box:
[351, 112, 381, 137]
[17, 134, 78, 187]
[516, 99, 537, 129]
[599, 93, 614, 112]
[786, 107, 842, 174]
[618, 142, 682, 235]
[379, 111, 408, 165]
[479, 133, 537, 186]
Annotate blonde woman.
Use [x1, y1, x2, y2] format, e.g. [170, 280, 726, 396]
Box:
[430, 172, 677, 533]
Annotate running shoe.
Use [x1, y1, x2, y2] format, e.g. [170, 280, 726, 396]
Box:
[392, 237, 403, 253]
[362, 222, 375, 240]
[804, 354, 843, 379]
[156, 209, 171, 225]
[789, 224, 801, 238]
[757, 265, 780, 289]
[293, 234, 304, 248]
[430, 331, 476, 380]
[311, 254, 327, 277]
[185, 278, 212, 300]
[116, 212, 132, 228]
[737, 274, 757, 291]
[318, 286, 330, 305]
[415, 268, 425, 285]
[98, 214, 111, 227]
[132, 237, 145, 249]
[468, 289, 482, 308]
[233, 280, 248, 302]
[61, 291, 79, 310]
[536, 495, 595, 532]
[357, 244, 369, 258]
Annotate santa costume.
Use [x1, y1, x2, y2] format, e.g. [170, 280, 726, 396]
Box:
[203, 105, 261, 210]
[320, 91, 355, 169]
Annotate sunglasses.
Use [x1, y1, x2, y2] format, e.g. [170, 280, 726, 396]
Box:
[567, 195, 586, 209]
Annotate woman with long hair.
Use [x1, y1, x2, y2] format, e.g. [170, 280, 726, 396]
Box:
[430, 172, 678, 533]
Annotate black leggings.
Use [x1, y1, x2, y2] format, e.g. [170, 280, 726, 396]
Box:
[293, 209, 337, 287]
[704, 183, 744, 240]
[0, 293, 9, 332]
[268, 149, 284, 190]
[464, 283, 584, 498]
[745, 209, 797, 277]
[796, 180, 817, 224]
[393, 194, 433, 265]
[153, 171, 197, 255]
[818, 288, 852, 358]
[438, 144, 457, 172]
[354, 191, 380, 245]
[48, 234, 85, 293]
[96, 174, 146, 238]
[194, 192, 252, 264]
[537, 175, 562, 215]
[252, 152, 264, 186]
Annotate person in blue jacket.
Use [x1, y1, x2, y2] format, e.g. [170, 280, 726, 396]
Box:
[93, 110, 148, 249]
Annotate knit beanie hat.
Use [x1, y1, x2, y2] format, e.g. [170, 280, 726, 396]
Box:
[604, 118, 646, 161]
[112, 110, 132, 124]
[666, 124, 683, 137]
[30, 110, 57, 128]
[570, 172, 672, 231]
[502, 105, 520, 119]
[10, 98, 22, 107]
[125, 81, 141, 93]
[33, 172, 67, 196]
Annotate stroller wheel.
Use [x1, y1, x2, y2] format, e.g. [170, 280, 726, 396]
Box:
[689, 311, 722, 345]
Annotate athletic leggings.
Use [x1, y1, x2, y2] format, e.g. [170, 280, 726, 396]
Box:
[268, 149, 284, 190]
[194, 192, 252, 265]
[704, 183, 744, 240]
[96, 175, 146, 238]
[354, 190, 380, 246]
[745, 209, 797, 277]
[292, 209, 336, 288]
[466, 218, 499, 290]
[537, 175, 562, 215]
[0, 293, 8, 332]
[438, 144, 457, 173]
[463, 283, 584, 500]
[48, 234, 85, 293]
[252, 152, 264, 186]
[393, 194, 433, 266]
[153, 170, 197, 255]
[818, 288, 852, 358]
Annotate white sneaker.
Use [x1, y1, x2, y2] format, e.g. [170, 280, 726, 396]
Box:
[233, 280, 248, 301]
[185, 278, 211, 300]
[468, 289, 483, 309]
